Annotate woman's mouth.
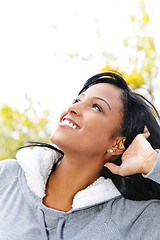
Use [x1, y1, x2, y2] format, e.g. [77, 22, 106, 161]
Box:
[59, 118, 80, 129]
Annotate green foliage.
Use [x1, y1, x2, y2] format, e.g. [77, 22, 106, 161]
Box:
[125, 70, 145, 88]
[0, 97, 51, 160]
[100, 0, 159, 102]
[100, 65, 145, 89]
[124, 1, 158, 100]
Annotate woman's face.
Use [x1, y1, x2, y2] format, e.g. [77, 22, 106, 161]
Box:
[51, 83, 124, 159]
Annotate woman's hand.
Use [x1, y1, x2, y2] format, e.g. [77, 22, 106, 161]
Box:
[105, 126, 159, 176]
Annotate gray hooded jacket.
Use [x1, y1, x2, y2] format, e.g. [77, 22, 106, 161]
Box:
[1, 147, 160, 240]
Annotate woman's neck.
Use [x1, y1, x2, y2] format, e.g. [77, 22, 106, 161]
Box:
[43, 153, 104, 212]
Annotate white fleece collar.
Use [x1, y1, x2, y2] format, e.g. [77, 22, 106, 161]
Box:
[16, 147, 61, 199]
[72, 177, 121, 209]
[16, 147, 121, 209]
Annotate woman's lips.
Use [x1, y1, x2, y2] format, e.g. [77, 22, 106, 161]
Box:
[59, 118, 80, 129]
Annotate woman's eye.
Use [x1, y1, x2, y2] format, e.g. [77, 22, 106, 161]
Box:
[72, 98, 80, 104]
[92, 103, 103, 112]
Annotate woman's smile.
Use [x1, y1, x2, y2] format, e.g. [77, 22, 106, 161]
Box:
[59, 117, 80, 129]
[51, 83, 123, 157]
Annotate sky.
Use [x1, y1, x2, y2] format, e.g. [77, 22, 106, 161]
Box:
[0, 0, 160, 128]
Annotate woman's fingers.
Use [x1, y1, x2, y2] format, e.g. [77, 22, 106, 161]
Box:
[105, 126, 154, 176]
[143, 126, 150, 139]
[105, 162, 134, 176]
[105, 162, 121, 175]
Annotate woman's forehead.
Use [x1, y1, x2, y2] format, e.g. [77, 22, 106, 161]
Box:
[82, 83, 122, 99]
[80, 83, 123, 111]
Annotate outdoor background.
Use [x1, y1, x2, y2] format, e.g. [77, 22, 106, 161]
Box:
[0, 0, 160, 160]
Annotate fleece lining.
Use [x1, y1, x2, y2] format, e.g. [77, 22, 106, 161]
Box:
[16, 147, 121, 209]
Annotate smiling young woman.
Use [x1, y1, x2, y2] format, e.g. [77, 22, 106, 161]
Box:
[46, 83, 126, 211]
[1, 71, 160, 240]
[51, 83, 125, 159]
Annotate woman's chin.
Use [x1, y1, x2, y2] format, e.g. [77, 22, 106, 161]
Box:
[50, 132, 58, 145]
[50, 129, 66, 149]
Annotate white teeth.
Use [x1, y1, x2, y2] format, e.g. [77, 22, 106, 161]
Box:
[69, 122, 73, 128]
[62, 119, 77, 129]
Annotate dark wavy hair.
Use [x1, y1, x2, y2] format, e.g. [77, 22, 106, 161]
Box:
[79, 71, 160, 200]
[20, 71, 160, 200]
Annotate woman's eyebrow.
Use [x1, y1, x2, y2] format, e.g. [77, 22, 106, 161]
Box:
[94, 97, 111, 111]
[79, 93, 111, 111]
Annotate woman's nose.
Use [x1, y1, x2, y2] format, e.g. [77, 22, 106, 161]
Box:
[68, 102, 83, 115]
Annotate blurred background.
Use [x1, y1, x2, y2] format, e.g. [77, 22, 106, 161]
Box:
[0, 0, 160, 160]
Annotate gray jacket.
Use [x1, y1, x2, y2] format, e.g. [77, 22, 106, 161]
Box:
[1, 147, 160, 240]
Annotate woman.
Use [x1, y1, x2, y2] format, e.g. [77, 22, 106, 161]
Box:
[1, 71, 160, 240]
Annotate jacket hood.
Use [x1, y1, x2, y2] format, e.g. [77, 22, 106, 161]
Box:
[16, 147, 121, 209]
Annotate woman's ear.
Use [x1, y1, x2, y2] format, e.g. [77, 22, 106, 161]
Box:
[108, 137, 126, 156]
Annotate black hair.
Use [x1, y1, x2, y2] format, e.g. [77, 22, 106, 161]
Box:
[20, 71, 160, 200]
[79, 71, 160, 149]
[79, 71, 160, 200]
